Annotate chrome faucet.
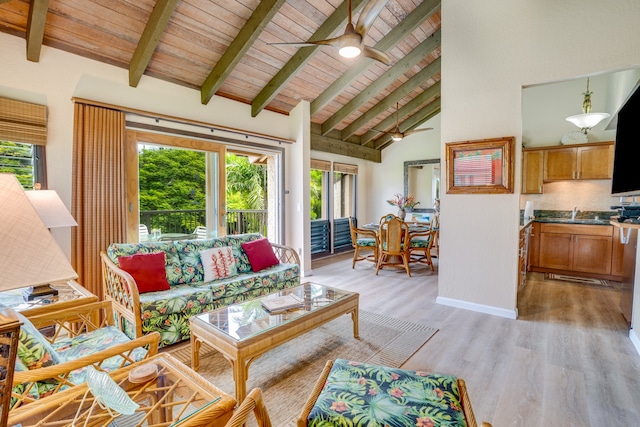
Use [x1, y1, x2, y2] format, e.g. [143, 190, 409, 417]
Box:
[571, 207, 580, 220]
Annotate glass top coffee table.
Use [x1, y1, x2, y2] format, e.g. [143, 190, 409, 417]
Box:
[189, 282, 359, 402]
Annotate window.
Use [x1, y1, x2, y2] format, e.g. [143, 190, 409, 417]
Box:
[0, 97, 48, 189]
[310, 159, 358, 257]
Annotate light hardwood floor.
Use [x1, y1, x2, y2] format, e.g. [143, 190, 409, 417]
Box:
[309, 253, 640, 426]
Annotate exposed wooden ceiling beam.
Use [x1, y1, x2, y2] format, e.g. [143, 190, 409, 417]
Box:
[361, 88, 440, 146]
[373, 98, 441, 150]
[341, 57, 441, 139]
[321, 35, 441, 135]
[311, 131, 381, 163]
[310, 0, 441, 115]
[201, 0, 287, 105]
[129, 0, 179, 87]
[251, 0, 368, 118]
[25, 0, 49, 62]
[0, 0, 14, 4]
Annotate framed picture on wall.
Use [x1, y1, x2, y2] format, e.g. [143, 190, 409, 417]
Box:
[445, 136, 515, 194]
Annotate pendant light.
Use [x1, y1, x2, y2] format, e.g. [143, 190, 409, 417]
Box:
[565, 78, 610, 134]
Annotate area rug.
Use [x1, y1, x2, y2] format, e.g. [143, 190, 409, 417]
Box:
[545, 272, 620, 288]
[165, 310, 438, 426]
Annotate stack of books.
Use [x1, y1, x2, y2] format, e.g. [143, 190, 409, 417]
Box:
[261, 293, 304, 312]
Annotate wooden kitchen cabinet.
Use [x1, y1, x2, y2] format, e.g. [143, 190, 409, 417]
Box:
[533, 223, 617, 278]
[522, 150, 544, 194]
[543, 142, 613, 181]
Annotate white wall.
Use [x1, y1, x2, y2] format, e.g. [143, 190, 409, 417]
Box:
[0, 32, 302, 256]
[440, 0, 640, 317]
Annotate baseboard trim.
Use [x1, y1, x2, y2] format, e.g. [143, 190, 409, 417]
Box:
[436, 296, 518, 319]
[630, 328, 640, 356]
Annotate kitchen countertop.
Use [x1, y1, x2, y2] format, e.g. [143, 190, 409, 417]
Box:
[520, 209, 616, 230]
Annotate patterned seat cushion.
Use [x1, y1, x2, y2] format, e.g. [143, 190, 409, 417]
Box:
[355, 238, 376, 246]
[52, 325, 149, 383]
[307, 359, 468, 427]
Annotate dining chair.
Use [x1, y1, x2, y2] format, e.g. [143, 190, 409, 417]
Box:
[408, 229, 436, 271]
[430, 214, 440, 258]
[193, 225, 208, 239]
[348, 217, 378, 268]
[138, 224, 149, 242]
[376, 215, 411, 277]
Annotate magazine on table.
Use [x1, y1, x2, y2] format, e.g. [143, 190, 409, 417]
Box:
[261, 293, 304, 312]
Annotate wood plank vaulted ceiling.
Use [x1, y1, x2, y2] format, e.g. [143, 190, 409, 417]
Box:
[0, 0, 441, 162]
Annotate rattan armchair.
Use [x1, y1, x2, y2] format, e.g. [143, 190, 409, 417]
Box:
[348, 216, 378, 268]
[11, 300, 160, 409]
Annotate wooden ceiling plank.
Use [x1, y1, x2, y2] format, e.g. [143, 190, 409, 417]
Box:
[250, 0, 368, 118]
[26, 0, 49, 62]
[341, 57, 441, 139]
[310, 0, 441, 115]
[373, 98, 441, 149]
[321, 34, 441, 135]
[200, 0, 287, 105]
[311, 132, 381, 163]
[129, 0, 180, 87]
[361, 88, 440, 146]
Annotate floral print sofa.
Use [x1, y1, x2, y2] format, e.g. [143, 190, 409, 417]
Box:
[101, 233, 300, 347]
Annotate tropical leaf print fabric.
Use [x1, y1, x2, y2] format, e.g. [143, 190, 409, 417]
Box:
[308, 359, 468, 427]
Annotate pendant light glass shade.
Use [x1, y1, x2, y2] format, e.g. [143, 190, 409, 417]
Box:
[566, 78, 610, 133]
[566, 112, 611, 130]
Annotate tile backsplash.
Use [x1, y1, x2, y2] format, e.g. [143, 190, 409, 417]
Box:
[520, 180, 619, 212]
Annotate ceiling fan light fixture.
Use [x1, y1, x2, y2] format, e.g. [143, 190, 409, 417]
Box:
[339, 45, 361, 58]
[391, 134, 403, 142]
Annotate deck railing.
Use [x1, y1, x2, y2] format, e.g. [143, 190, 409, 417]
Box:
[140, 209, 267, 236]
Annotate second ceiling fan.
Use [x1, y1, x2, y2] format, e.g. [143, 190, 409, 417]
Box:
[373, 103, 433, 141]
[270, 0, 392, 65]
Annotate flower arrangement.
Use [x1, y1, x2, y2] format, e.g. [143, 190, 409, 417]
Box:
[386, 193, 420, 210]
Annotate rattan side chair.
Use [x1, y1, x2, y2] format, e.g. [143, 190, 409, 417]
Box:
[348, 217, 378, 268]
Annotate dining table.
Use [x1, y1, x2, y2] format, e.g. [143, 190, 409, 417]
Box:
[361, 222, 432, 266]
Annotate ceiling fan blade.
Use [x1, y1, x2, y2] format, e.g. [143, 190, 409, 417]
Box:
[269, 38, 337, 48]
[362, 46, 391, 65]
[404, 128, 434, 136]
[355, 0, 389, 37]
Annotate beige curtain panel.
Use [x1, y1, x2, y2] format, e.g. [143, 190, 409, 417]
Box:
[72, 102, 126, 300]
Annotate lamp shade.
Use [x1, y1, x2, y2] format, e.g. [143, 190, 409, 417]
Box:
[25, 189, 77, 228]
[0, 173, 78, 291]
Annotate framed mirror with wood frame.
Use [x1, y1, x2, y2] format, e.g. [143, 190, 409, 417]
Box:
[446, 136, 515, 194]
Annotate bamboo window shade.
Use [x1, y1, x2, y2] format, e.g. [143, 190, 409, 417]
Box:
[333, 162, 358, 174]
[311, 160, 358, 175]
[310, 159, 330, 172]
[0, 97, 47, 145]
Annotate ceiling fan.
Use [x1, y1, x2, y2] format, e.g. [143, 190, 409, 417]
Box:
[269, 0, 392, 65]
[373, 103, 433, 141]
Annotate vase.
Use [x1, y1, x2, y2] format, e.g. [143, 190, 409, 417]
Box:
[398, 209, 406, 220]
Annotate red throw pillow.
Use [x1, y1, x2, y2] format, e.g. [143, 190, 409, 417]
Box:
[241, 238, 280, 272]
[118, 252, 171, 294]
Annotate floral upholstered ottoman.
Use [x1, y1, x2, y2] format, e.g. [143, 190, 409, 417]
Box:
[297, 359, 490, 427]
